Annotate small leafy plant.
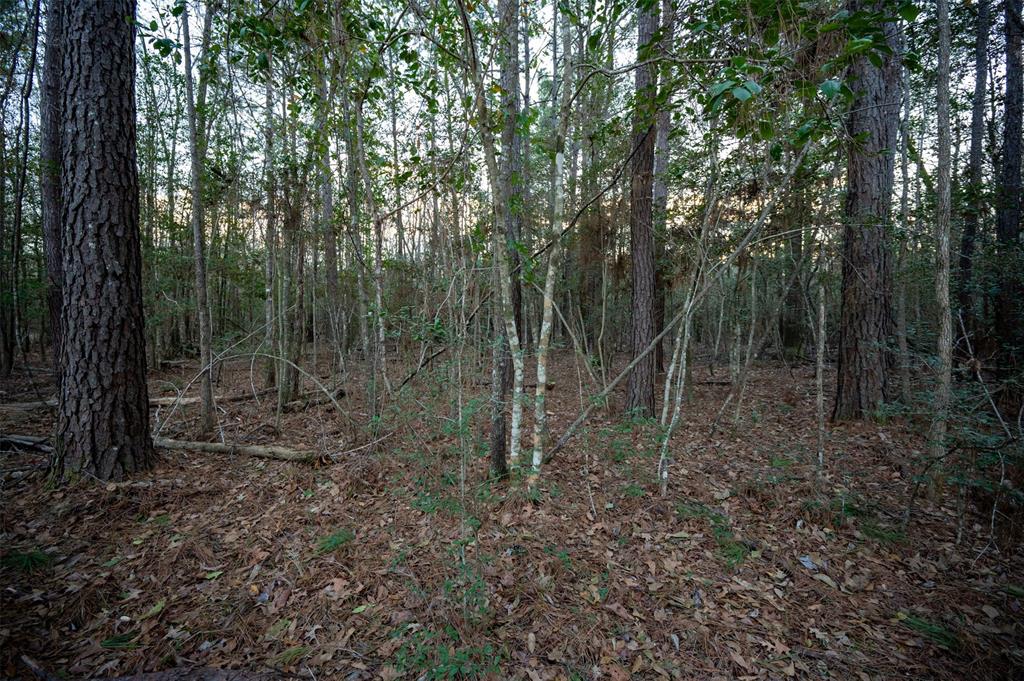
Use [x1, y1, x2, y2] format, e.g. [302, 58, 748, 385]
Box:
[317, 529, 355, 554]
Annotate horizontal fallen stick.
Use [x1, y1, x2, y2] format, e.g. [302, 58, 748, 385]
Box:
[2, 390, 274, 414]
[22, 655, 275, 681]
[154, 437, 317, 462]
[0, 434, 53, 453]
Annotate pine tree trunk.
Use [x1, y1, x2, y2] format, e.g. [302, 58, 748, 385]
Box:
[625, 2, 659, 417]
[957, 0, 989, 331]
[931, 0, 953, 463]
[53, 0, 153, 481]
[833, 0, 900, 420]
[40, 0, 62, 379]
[995, 0, 1023, 365]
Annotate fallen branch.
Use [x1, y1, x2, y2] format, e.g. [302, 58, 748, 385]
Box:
[0, 434, 53, 453]
[1, 390, 274, 414]
[107, 668, 278, 681]
[0, 398, 57, 412]
[154, 437, 317, 463]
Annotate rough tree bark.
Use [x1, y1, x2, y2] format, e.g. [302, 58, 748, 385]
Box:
[625, 1, 660, 417]
[833, 0, 900, 421]
[489, 0, 524, 477]
[52, 0, 153, 481]
[957, 0, 989, 331]
[40, 0, 62, 378]
[931, 0, 952, 462]
[995, 0, 1023, 365]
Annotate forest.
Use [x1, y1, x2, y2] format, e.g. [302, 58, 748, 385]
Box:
[0, 0, 1022, 677]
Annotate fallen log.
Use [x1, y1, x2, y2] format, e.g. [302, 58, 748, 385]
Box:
[106, 669, 277, 681]
[282, 387, 347, 412]
[0, 398, 57, 412]
[0, 434, 52, 453]
[2, 390, 273, 414]
[22, 656, 277, 681]
[150, 388, 275, 407]
[154, 437, 317, 463]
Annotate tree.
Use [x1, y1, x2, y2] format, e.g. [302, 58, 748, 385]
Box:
[995, 0, 1023, 366]
[832, 0, 901, 421]
[181, 0, 217, 434]
[40, 0, 62, 377]
[931, 0, 952, 462]
[625, 0, 660, 418]
[52, 0, 153, 481]
[957, 0, 989, 332]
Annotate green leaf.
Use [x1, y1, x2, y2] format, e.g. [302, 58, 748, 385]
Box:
[897, 2, 921, 22]
[351, 604, 369, 613]
[819, 79, 841, 99]
[731, 86, 751, 102]
[102, 632, 140, 649]
[265, 618, 292, 640]
[140, 599, 166, 620]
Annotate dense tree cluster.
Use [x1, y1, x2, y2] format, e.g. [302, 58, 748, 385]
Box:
[0, 0, 1020, 499]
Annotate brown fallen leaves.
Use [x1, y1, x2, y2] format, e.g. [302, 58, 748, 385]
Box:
[1, 357, 1022, 679]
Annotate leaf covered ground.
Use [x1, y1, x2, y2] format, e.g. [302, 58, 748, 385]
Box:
[2, 354, 1022, 679]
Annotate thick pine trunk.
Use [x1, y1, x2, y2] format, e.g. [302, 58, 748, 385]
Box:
[833, 0, 900, 421]
[54, 0, 153, 481]
[625, 2, 659, 417]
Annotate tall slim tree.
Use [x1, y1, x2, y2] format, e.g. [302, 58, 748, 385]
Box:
[53, 0, 153, 481]
[625, 1, 660, 417]
[931, 0, 952, 462]
[40, 0, 63, 377]
[995, 0, 1023, 365]
[957, 0, 989, 330]
[181, 1, 217, 434]
[833, 0, 901, 420]
[489, 0, 524, 477]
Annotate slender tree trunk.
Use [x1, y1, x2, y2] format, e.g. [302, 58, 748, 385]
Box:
[652, 0, 674, 373]
[263, 56, 277, 387]
[625, 1, 659, 417]
[53, 0, 153, 481]
[181, 2, 216, 434]
[530, 18, 573, 488]
[833, 0, 900, 420]
[931, 0, 953, 464]
[957, 0, 990, 334]
[458, 0, 526, 469]
[318, 66, 341, 368]
[40, 0, 63, 379]
[995, 0, 1023, 365]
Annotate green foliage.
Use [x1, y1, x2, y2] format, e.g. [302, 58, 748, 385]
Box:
[316, 529, 355, 554]
[676, 502, 749, 567]
[101, 632, 141, 649]
[1, 549, 51, 573]
[901, 615, 959, 650]
[391, 625, 501, 679]
[276, 645, 310, 665]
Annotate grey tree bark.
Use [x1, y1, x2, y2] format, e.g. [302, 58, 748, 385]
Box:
[40, 0, 63, 378]
[53, 0, 153, 481]
[625, 1, 660, 417]
[833, 0, 900, 420]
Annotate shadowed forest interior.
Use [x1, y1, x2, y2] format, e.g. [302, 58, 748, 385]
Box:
[1, 0, 1023, 677]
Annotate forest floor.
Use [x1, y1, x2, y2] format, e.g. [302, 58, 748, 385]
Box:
[1, 351, 1022, 680]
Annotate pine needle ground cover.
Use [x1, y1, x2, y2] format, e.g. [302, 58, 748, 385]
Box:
[2, 354, 1021, 679]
